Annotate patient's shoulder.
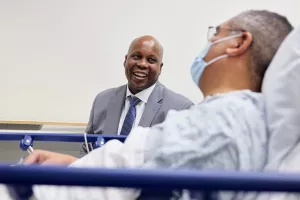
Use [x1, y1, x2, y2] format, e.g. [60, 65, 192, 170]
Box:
[164, 90, 264, 129]
[164, 90, 264, 125]
[205, 89, 262, 104]
[199, 90, 264, 113]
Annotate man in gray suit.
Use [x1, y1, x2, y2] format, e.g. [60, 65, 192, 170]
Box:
[86, 35, 193, 137]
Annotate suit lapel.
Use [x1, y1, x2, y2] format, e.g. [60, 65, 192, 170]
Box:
[139, 82, 163, 127]
[103, 85, 126, 134]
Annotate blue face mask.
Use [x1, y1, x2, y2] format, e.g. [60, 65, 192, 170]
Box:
[190, 33, 243, 86]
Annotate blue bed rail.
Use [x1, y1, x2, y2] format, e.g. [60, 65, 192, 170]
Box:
[1, 165, 300, 192]
[0, 132, 126, 151]
[0, 132, 126, 143]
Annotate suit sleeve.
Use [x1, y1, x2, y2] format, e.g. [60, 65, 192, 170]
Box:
[181, 100, 194, 110]
[85, 97, 96, 134]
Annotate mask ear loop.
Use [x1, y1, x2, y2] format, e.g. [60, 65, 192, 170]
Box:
[206, 54, 228, 66]
[211, 33, 243, 45]
[205, 33, 244, 66]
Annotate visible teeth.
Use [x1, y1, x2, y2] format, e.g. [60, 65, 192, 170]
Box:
[134, 72, 147, 77]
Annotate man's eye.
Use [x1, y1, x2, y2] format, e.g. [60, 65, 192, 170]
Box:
[132, 55, 140, 60]
[148, 58, 157, 63]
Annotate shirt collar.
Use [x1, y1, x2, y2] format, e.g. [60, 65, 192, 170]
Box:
[126, 83, 157, 103]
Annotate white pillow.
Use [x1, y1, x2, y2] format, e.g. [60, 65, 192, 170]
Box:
[262, 25, 300, 169]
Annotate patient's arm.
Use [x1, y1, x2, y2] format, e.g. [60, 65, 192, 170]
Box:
[31, 127, 149, 200]
[24, 150, 78, 165]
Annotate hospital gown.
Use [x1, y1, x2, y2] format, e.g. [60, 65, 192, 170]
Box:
[1, 90, 268, 200]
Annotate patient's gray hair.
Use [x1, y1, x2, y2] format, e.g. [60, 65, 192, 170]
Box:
[229, 10, 293, 90]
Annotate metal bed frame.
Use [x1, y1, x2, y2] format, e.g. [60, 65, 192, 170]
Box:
[0, 132, 299, 200]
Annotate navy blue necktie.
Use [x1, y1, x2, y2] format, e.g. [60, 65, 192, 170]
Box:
[120, 96, 141, 135]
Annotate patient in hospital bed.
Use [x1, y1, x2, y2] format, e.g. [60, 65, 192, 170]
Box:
[1, 10, 295, 200]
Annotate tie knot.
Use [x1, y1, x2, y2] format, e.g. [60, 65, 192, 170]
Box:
[128, 96, 141, 107]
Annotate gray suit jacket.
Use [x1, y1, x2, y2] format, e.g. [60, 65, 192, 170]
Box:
[86, 82, 194, 135]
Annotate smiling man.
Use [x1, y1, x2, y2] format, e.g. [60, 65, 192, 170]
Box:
[84, 35, 193, 148]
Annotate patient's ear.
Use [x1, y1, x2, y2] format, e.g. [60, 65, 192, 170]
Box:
[226, 32, 253, 56]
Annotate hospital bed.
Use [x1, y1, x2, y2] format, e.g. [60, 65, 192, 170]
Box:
[0, 132, 299, 200]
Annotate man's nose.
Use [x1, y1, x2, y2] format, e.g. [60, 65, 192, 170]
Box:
[137, 59, 148, 68]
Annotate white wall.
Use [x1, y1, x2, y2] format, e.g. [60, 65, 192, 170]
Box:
[0, 0, 299, 123]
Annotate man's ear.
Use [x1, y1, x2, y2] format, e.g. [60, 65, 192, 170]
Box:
[123, 55, 127, 67]
[225, 32, 253, 56]
[159, 63, 163, 75]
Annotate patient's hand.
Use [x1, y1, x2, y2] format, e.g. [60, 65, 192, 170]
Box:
[24, 150, 78, 165]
